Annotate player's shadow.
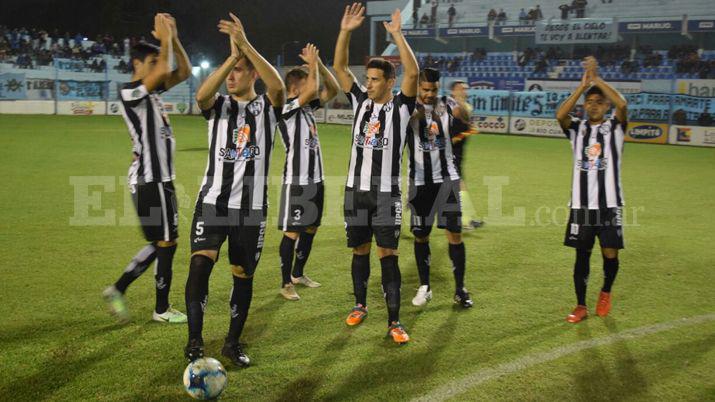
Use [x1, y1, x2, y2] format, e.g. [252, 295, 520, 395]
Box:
[270, 328, 354, 402]
[177, 147, 207, 152]
[323, 313, 459, 400]
[0, 327, 142, 401]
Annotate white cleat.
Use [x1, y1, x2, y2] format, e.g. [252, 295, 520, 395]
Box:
[152, 306, 187, 323]
[280, 283, 301, 301]
[291, 275, 321, 288]
[412, 285, 433, 306]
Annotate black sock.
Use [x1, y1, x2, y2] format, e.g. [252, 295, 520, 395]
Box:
[380, 255, 401, 325]
[351, 254, 370, 306]
[602, 257, 619, 293]
[185, 255, 214, 344]
[227, 275, 253, 343]
[279, 236, 296, 286]
[573, 249, 592, 306]
[449, 242, 466, 291]
[154, 244, 176, 314]
[414, 241, 431, 287]
[292, 232, 315, 278]
[115, 243, 157, 293]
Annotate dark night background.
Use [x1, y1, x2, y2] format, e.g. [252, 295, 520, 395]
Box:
[0, 0, 376, 65]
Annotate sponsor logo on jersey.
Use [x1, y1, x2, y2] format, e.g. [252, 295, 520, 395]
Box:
[355, 115, 389, 150]
[578, 143, 608, 171]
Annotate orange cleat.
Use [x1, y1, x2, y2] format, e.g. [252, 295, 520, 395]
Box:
[345, 305, 368, 326]
[566, 305, 588, 323]
[387, 322, 410, 344]
[596, 291, 612, 317]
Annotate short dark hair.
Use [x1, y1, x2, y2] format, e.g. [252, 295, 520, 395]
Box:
[419, 68, 440, 83]
[130, 42, 160, 64]
[450, 80, 467, 90]
[365, 57, 396, 80]
[585, 86, 605, 98]
[236, 55, 255, 71]
[284, 67, 308, 91]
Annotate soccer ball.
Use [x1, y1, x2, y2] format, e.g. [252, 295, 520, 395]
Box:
[183, 357, 228, 400]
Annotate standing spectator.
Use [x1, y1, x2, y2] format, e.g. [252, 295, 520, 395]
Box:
[535, 5, 543, 20]
[487, 9, 497, 24]
[559, 3, 571, 19]
[519, 8, 528, 24]
[573, 0, 587, 18]
[448, 4, 457, 28]
[420, 13, 430, 27]
[527, 8, 537, 25]
[430, 0, 438, 27]
[497, 9, 507, 25]
[413, 7, 419, 27]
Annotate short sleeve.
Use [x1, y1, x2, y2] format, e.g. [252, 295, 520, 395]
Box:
[563, 116, 581, 140]
[263, 94, 283, 120]
[282, 98, 302, 119]
[119, 81, 148, 108]
[346, 81, 368, 111]
[202, 94, 224, 121]
[397, 91, 417, 115]
[308, 98, 322, 111]
[611, 114, 627, 131]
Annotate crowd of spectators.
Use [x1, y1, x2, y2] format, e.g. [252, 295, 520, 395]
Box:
[0, 25, 137, 72]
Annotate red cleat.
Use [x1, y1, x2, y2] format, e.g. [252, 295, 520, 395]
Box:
[566, 305, 588, 323]
[596, 291, 612, 317]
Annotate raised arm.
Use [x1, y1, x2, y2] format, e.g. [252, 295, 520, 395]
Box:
[590, 60, 628, 123]
[221, 13, 285, 107]
[195, 27, 246, 111]
[333, 3, 365, 92]
[297, 43, 319, 107]
[161, 13, 191, 90]
[318, 57, 340, 104]
[383, 9, 418, 97]
[556, 64, 591, 130]
[143, 14, 173, 93]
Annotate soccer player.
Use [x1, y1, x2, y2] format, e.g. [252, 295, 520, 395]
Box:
[333, 3, 418, 344]
[103, 13, 191, 324]
[276, 44, 340, 301]
[555, 56, 627, 323]
[449, 80, 483, 230]
[406, 68, 473, 308]
[184, 13, 285, 366]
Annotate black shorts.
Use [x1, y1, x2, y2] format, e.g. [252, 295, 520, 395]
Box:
[277, 182, 324, 232]
[130, 181, 179, 242]
[190, 202, 267, 275]
[343, 187, 402, 250]
[452, 136, 468, 177]
[564, 208, 625, 250]
[408, 180, 462, 237]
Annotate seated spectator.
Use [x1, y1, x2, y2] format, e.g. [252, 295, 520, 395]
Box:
[420, 13, 430, 27]
[673, 109, 687, 126]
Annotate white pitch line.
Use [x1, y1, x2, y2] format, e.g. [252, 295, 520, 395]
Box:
[412, 313, 715, 402]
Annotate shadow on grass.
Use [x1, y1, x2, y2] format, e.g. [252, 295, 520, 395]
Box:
[0, 327, 143, 401]
[322, 313, 460, 400]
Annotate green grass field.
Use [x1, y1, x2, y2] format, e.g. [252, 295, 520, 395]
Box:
[1, 115, 714, 401]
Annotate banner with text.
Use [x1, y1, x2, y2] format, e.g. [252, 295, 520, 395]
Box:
[57, 80, 108, 100]
[669, 125, 715, 147]
[536, 19, 617, 44]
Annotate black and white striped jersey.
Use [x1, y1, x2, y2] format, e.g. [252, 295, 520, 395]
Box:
[277, 97, 324, 185]
[407, 96, 461, 185]
[345, 81, 416, 193]
[119, 80, 175, 184]
[198, 94, 280, 210]
[563, 115, 626, 210]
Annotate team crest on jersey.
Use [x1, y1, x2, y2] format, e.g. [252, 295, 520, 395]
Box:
[579, 143, 608, 171]
[382, 102, 393, 113]
[355, 114, 389, 150]
[247, 100, 263, 116]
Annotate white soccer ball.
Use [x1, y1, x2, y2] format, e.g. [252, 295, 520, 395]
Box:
[183, 357, 228, 400]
